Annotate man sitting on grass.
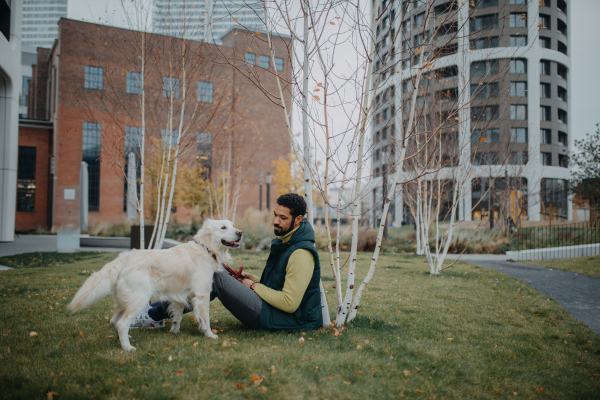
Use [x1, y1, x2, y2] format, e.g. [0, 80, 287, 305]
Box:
[132, 193, 323, 331]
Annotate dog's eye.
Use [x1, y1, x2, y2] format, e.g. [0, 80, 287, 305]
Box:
[221, 226, 226, 230]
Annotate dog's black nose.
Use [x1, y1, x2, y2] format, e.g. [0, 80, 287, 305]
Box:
[236, 230, 243, 237]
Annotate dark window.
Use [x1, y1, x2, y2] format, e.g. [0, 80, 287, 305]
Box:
[245, 52, 256, 65]
[510, 35, 527, 47]
[540, 106, 551, 121]
[557, 109, 567, 124]
[274, 57, 284, 71]
[509, 13, 527, 28]
[558, 154, 568, 168]
[541, 178, 568, 218]
[470, 0, 498, 8]
[510, 127, 528, 143]
[541, 152, 552, 166]
[510, 59, 527, 74]
[472, 128, 499, 145]
[434, 1, 457, 16]
[259, 55, 270, 69]
[197, 132, 212, 174]
[21, 76, 30, 107]
[557, 18, 567, 36]
[471, 60, 499, 77]
[540, 60, 551, 75]
[198, 81, 213, 103]
[541, 129, 551, 144]
[470, 36, 498, 50]
[414, 12, 426, 28]
[471, 106, 499, 122]
[540, 14, 551, 30]
[123, 126, 142, 212]
[471, 14, 499, 31]
[510, 105, 527, 120]
[163, 77, 180, 99]
[471, 82, 499, 99]
[510, 81, 527, 97]
[83, 122, 102, 212]
[557, 40, 567, 55]
[126, 72, 142, 95]
[558, 131, 568, 146]
[557, 0, 567, 14]
[0, 0, 10, 41]
[539, 37, 551, 49]
[540, 82, 551, 98]
[556, 86, 566, 101]
[84, 66, 103, 90]
[17, 146, 36, 212]
[557, 63, 567, 80]
[510, 151, 528, 165]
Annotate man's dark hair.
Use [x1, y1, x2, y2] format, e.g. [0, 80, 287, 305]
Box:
[276, 193, 307, 220]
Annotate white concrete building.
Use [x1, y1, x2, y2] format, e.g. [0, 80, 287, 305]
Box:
[20, 0, 66, 48]
[370, 0, 572, 226]
[153, 0, 265, 45]
[1, 0, 23, 242]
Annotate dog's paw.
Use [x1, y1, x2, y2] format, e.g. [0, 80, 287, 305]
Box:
[205, 331, 218, 340]
[123, 345, 136, 352]
[170, 327, 180, 334]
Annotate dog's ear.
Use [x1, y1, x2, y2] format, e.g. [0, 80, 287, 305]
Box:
[195, 219, 213, 242]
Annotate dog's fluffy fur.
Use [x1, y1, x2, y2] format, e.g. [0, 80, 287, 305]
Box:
[68, 219, 242, 351]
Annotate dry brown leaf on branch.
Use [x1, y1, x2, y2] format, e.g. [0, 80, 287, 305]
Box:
[330, 22, 335, 25]
[247, 47, 252, 52]
[47, 392, 58, 400]
[317, 83, 323, 87]
[313, 96, 320, 101]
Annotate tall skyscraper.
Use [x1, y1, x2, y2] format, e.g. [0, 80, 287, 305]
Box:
[21, 0, 67, 48]
[370, 0, 571, 226]
[153, 0, 265, 44]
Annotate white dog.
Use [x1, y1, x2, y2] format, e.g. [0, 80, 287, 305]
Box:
[68, 219, 242, 351]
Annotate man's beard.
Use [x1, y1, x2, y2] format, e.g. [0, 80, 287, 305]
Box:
[274, 223, 295, 237]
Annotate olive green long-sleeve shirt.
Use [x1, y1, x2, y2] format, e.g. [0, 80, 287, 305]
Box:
[251, 227, 315, 313]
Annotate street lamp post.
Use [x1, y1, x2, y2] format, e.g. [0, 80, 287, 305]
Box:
[266, 172, 272, 210]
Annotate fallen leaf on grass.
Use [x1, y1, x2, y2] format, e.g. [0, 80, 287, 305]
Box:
[299, 337, 305, 344]
[270, 365, 277, 375]
[372, 368, 376, 372]
[251, 375, 261, 381]
[47, 391, 58, 400]
[536, 388, 544, 393]
[222, 341, 228, 347]
[403, 370, 411, 376]
[104, 317, 108, 320]
[193, 342, 198, 347]
[79, 332, 84, 337]
[116, 379, 122, 384]
[328, 376, 333, 381]
[235, 383, 246, 390]
[415, 367, 420, 371]
[447, 338, 454, 342]
[59, 341, 64, 347]
[399, 391, 404, 397]
[163, 382, 170, 387]
[301, 356, 308, 361]
[343, 381, 351, 385]
[212, 329, 218, 334]
[416, 389, 424, 394]
[260, 386, 268, 392]
[107, 335, 114, 338]
[356, 344, 363, 350]
[190, 317, 194, 322]
[30, 331, 37, 337]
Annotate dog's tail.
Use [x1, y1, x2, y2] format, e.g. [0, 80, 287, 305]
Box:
[68, 256, 124, 312]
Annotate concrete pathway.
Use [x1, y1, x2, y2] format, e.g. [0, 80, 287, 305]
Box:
[448, 255, 600, 335]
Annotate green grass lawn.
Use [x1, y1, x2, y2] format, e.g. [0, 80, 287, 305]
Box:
[525, 255, 600, 279]
[0, 250, 599, 399]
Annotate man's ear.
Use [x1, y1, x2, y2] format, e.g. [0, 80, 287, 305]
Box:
[294, 215, 303, 228]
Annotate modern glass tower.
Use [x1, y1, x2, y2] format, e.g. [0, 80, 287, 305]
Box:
[152, 0, 265, 44]
[369, 0, 571, 226]
[21, 0, 67, 48]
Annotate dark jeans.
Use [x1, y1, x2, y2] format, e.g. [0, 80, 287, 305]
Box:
[148, 271, 262, 329]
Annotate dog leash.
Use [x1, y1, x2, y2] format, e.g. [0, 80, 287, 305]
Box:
[193, 239, 245, 279]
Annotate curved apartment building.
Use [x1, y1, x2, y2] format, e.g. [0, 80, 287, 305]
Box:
[370, 0, 571, 225]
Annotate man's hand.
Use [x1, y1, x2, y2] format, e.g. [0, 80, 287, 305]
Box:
[241, 278, 255, 289]
[240, 271, 255, 282]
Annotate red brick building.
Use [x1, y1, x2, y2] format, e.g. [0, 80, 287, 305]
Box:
[16, 19, 292, 232]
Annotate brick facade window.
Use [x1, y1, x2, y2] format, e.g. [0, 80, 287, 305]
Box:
[124, 126, 142, 212]
[17, 146, 36, 212]
[84, 66, 103, 90]
[162, 129, 179, 147]
[259, 55, 270, 69]
[163, 77, 180, 99]
[126, 71, 142, 94]
[83, 122, 102, 211]
[198, 81, 213, 103]
[274, 57, 284, 71]
[245, 52, 255, 65]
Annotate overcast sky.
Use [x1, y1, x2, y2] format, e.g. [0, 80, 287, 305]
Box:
[67, 0, 600, 149]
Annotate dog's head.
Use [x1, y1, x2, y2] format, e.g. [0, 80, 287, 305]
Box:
[194, 219, 243, 257]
